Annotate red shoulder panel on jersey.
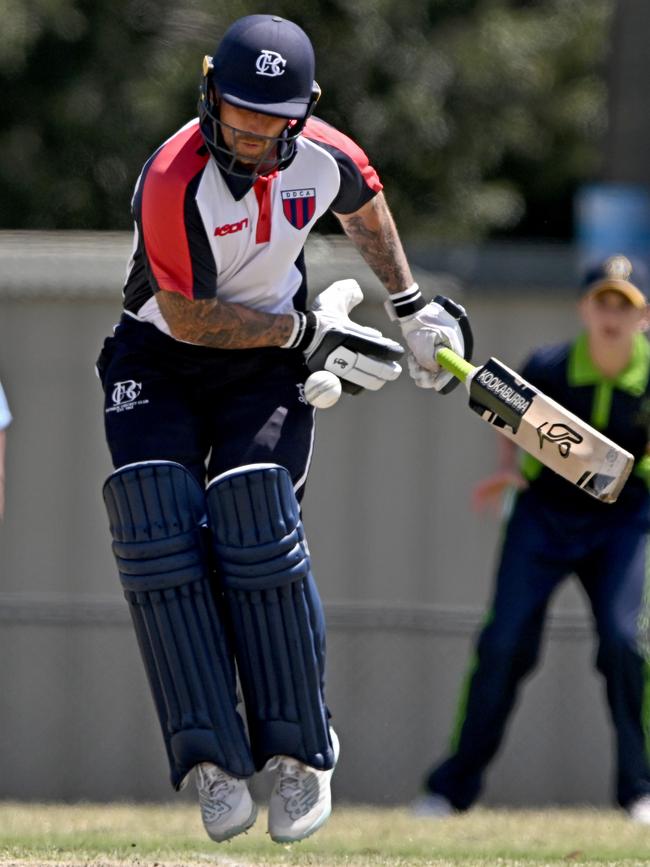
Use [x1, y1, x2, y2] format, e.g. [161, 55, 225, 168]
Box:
[303, 117, 383, 194]
[141, 122, 210, 298]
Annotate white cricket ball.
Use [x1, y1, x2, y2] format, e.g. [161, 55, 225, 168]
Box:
[304, 370, 342, 409]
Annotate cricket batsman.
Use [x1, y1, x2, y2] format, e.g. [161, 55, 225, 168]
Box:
[96, 13, 471, 844]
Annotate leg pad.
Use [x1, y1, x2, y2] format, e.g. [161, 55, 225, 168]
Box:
[207, 463, 334, 770]
[103, 460, 254, 787]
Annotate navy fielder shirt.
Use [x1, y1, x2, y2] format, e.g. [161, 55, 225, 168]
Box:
[519, 332, 650, 513]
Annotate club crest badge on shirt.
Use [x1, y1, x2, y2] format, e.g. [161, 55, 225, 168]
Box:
[281, 188, 316, 229]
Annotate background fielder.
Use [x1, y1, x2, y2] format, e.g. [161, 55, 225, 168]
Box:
[415, 255, 650, 823]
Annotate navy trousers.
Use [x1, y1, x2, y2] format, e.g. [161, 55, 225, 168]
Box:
[427, 486, 650, 809]
[97, 315, 316, 495]
[97, 317, 331, 757]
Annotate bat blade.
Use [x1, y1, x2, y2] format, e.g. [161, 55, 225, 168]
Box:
[437, 349, 634, 503]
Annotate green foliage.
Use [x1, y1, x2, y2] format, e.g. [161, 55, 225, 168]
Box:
[0, 0, 612, 237]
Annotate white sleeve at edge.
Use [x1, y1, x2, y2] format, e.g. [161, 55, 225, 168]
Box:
[0, 381, 12, 430]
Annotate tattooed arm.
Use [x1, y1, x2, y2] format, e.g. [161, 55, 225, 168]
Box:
[335, 192, 414, 296]
[338, 191, 470, 392]
[158, 190, 412, 348]
[156, 291, 296, 349]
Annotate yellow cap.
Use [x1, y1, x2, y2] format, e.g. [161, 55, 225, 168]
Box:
[582, 255, 647, 309]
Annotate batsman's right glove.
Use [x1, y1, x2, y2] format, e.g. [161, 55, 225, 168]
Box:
[283, 278, 404, 393]
[385, 284, 473, 394]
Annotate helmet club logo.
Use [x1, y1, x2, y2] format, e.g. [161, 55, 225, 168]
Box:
[256, 49, 287, 77]
[282, 189, 316, 229]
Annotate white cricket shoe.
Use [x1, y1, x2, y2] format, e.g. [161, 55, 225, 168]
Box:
[411, 792, 455, 818]
[267, 729, 340, 843]
[628, 795, 650, 824]
[195, 762, 257, 842]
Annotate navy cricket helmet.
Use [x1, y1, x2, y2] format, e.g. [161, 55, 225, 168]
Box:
[199, 14, 321, 178]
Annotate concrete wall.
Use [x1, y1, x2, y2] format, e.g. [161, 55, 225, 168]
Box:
[0, 232, 614, 806]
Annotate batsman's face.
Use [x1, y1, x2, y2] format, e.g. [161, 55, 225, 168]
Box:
[219, 101, 289, 165]
[580, 290, 648, 342]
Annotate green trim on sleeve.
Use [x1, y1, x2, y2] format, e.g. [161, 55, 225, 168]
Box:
[635, 455, 650, 489]
[520, 451, 543, 482]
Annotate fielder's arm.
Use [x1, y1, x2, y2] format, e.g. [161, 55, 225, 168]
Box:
[471, 438, 527, 512]
[335, 193, 414, 296]
[157, 290, 296, 349]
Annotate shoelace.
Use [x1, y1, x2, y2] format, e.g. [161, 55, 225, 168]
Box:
[269, 756, 320, 818]
[267, 755, 297, 774]
[197, 765, 236, 819]
[277, 760, 302, 793]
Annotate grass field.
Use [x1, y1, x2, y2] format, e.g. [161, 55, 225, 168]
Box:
[1, 802, 650, 867]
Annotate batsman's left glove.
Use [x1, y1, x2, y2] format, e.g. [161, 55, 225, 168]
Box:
[385, 285, 473, 393]
[283, 278, 404, 393]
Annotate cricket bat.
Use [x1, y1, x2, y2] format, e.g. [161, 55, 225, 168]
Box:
[436, 347, 634, 503]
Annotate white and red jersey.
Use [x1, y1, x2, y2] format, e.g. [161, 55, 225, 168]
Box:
[123, 116, 382, 338]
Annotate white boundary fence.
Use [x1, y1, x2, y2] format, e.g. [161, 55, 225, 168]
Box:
[0, 233, 612, 806]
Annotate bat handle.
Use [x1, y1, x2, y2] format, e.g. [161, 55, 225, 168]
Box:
[436, 347, 475, 383]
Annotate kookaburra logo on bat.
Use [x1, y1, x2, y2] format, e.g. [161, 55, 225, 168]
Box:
[536, 421, 583, 458]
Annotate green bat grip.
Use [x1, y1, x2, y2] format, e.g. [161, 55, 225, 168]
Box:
[435, 347, 475, 383]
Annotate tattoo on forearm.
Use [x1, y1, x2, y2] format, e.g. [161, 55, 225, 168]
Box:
[339, 194, 413, 295]
[157, 291, 294, 349]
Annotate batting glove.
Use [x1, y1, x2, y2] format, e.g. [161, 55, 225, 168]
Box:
[283, 278, 404, 393]
[385, 285, 473, 393]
